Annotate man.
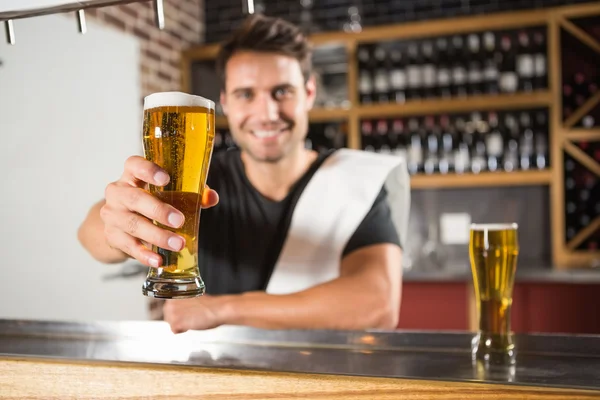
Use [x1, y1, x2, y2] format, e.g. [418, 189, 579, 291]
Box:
[78, 14, 409, 333]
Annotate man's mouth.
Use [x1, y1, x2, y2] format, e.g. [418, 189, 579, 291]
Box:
[250, 127, 289, 139]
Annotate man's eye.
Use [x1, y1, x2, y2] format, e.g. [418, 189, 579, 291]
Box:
[237, 91, 252, 100]
[274, 88, 291, 99]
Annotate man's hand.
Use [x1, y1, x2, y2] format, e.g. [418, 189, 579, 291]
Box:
[99, 155, 219, 268]
[163, 296, 230, 333]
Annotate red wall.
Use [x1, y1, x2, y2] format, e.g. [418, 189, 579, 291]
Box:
[397, 281, 600, 334]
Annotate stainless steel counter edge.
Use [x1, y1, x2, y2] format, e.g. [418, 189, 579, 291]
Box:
[1, 319, 599, 391]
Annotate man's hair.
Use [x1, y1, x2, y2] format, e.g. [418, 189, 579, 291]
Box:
[215, 14, 313, 88]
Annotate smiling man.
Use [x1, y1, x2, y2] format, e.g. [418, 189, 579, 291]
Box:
[78, 14, 410, 333]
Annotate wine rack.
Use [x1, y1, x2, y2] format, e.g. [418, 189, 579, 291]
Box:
[182, 2, 600, 268]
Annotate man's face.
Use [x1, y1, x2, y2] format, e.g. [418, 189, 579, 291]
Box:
[220, 51, 316, 163]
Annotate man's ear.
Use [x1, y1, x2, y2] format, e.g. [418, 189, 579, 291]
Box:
[219, 90, 228, 115]
[305, 75, 317, 111]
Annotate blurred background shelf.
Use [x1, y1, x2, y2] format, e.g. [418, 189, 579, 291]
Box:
[410, 170, 552, 190]
[357, 92, 553, 119]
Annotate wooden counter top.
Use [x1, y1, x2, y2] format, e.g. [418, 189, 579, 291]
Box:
[2, 358, 599, 399]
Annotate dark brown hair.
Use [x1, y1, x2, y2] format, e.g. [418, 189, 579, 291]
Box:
[215, 14, 313, 88]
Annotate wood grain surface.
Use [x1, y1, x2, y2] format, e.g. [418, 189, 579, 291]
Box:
[1, 358, 599, 399]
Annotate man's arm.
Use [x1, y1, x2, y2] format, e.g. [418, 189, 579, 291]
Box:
[164, 242, 402, 332]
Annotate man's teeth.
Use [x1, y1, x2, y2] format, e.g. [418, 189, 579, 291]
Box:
[253, 130, 281, 138]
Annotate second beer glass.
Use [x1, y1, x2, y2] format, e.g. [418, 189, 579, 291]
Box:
[469, 223, 519, 365]
[141, 91, 215, 299]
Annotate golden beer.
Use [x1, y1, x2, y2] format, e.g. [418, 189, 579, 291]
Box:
[141, 91, 215, 299]
[469, 223, 519, 365]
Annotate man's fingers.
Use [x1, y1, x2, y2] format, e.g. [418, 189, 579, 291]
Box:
[202, 186, 219, 209]
[121, 155, 170, 188]
[104, 228, 162, 268]
[106, 210, 186, 253]
[104, 184, 185, 229]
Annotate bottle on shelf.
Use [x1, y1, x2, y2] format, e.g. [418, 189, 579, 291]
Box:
[485, 111, 504, 172]
[391, 119, 408, 162]
[502, 112, 520, 172]
[373, 45, 390, 103]
[516, 29, 535, 93]
[498, 33, 519, 94]
[423, 116, 440, 175]
[453, 116, 471, 174]
[406, 42, 423, 100]
[389, 47, 407, 104]
[358, 46, 374, 104]
[518, 112, 533, 170]
[469, 112, 487, 174]
[450, 35, 468, 98]
[375, 119, 391, 153]
[482, 31, 500, 95]
[421, 40, 438, 99]
[467, 33, 484, 96]
[532, 28, 547, 90]
[534, 110, 549, 169]
[436, 37, 452, 98]
[438, 115, 454, 174]
[361, 120, 375, 152]
[407, 117, 424, 174]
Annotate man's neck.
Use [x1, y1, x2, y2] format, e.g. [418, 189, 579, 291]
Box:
[241, 147, 318, 202]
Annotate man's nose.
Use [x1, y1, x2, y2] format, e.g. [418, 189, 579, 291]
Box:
[253, 94, 279, 122]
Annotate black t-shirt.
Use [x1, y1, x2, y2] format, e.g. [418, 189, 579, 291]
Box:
[197, 148, 401, 295]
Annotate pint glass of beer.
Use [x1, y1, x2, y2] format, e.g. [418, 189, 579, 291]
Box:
[469, 223, 519, 365]
[141, 91, 215, 299]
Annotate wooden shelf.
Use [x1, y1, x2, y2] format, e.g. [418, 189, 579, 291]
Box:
[565, 129, 600, 141]
[357, 92, 552, 119]
[215, 115, 227, 129]
[309, 107, 351, 122]
[410, 170, 553, 190]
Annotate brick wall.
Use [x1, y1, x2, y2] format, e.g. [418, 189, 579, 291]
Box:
[84, 0, 204, 100]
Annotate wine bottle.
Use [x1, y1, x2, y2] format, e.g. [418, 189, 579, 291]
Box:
[483, 33, 500, 95]
[436, 37, 452, 98]
[485, 111, 504, 172]
[534, 110, 549, 169]
[453, 116, 471, 174]
[470, 113, 487, 174]
[389, 47, 407, 104]
[532, 28, 547, 90]
[467, 33, 484, 96]
[391, 119, 408, 162]
[516, 30, 535, 92]
[358, 46, 374, 104]
[499, 34, 518, 94]
[450, 35, 468, 97]
[503, 112, 520, 171]
[439, 115, 454, 174]
[406, 42, 423, 100]
[421, 40, 438, 99]
[519, 111, 534, 170]
[373, 46, 390, 103]
[407, 117, 424, 174]
[376, 119, 391, 153]
[423, 115, 440, 175]
[361, 120, 375, 152]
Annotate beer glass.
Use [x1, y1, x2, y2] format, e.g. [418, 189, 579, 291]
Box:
[469, 223, 519, 365]
[140, 91, 215, 299]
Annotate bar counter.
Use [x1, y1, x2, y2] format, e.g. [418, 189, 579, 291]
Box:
[1, 319, 599, 399]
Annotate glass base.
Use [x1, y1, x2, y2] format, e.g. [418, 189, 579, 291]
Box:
[471, 332, 516, 366]
[142, 277, 205, 299]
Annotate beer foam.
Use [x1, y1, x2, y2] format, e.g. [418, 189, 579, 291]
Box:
[144, 91, 215, 110]
[471, 223, 518, 231]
